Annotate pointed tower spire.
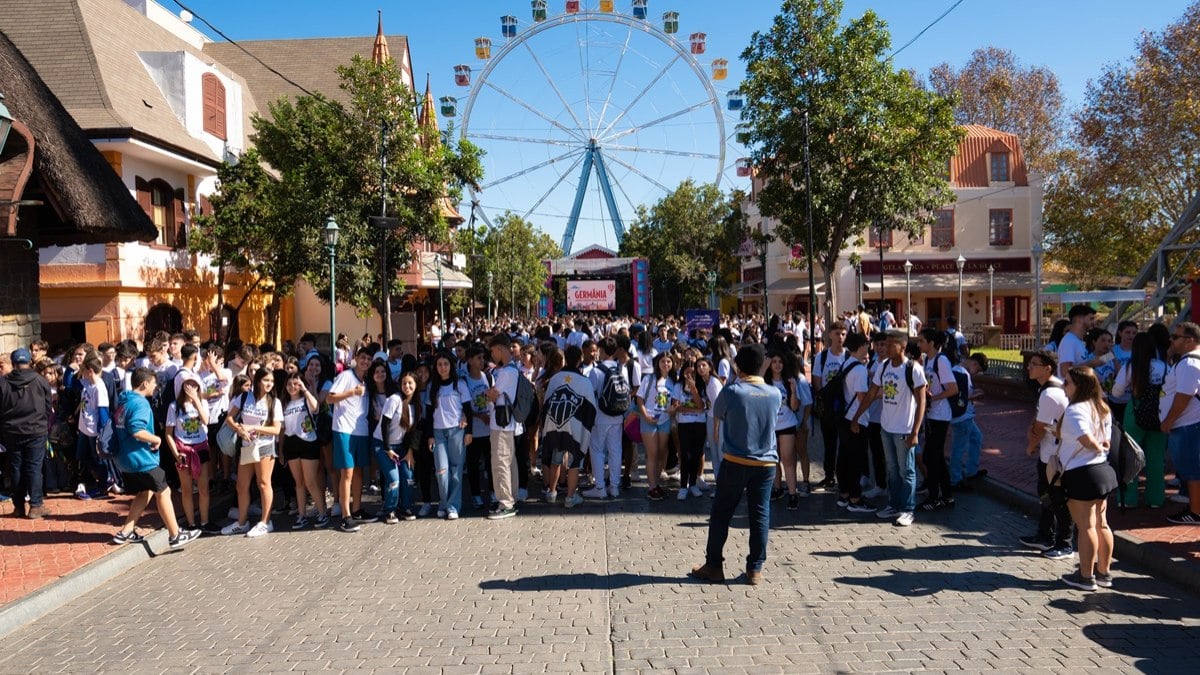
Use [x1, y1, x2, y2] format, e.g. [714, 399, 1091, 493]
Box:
[419, 73, 440, 149]
[372, 9, 390, 65]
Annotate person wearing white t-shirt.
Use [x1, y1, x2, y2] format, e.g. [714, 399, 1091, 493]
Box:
[1162, 322, 1200, 525]
[165, 378, 211, 531]
[1056, 304, 1102, 379]
[916, 329, 960, 511]
[280, 372, 328, 530]
[839, 333, 874, 513]
[220, 368, 283, 538]
[862, 333, 890, 499]
[485, 334, 524, 519]
[425, 353, 474, 520]
[75, 356, 115, 497]
[812, 324, 849, 491]
[1019, 351, 1072, 556]
[325, 348, 373, 532]
[1057, 366, 1118, 591]
[862, 330, 927, 527]
[1111, 333, 1168, 508]
[633, 352, 675, 501]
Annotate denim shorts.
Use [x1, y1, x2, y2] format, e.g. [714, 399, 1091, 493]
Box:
[640, 416, 672, 436]
[1169, 421, 1200, 481]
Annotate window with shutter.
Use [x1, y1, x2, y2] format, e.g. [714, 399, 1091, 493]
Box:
[932, 209, 955, 248]
[174, 188, 187, 249]
[989, 209, 1013, 246]
[202, 74, 227, 140]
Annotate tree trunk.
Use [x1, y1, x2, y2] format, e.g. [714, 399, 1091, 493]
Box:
[214, 262, 226, 342]
[821, 255, 838, 325]
[264, 290, 282, 347]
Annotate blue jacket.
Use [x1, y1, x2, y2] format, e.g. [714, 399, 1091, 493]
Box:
[115, 390, 159, 473]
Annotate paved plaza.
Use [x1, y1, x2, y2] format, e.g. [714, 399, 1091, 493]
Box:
[1, 481, 1197, 674]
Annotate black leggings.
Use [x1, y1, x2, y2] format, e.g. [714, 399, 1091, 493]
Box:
[677, 422, 707, 489]
[836, 419, 867, 500]
[819, 414, 839, 481]
[923, 419, 952, 501]
[867, 422, 886, 489]
[466, 433, 491, 499]
[415, 444, 435, 503]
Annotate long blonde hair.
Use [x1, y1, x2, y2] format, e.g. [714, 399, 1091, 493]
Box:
[1066, 365, 1110, 422]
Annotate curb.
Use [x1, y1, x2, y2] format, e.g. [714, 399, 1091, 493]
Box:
[0, 490, 237, 640]
[976, 476, 1200, 595]
[0, 527, 169, 639]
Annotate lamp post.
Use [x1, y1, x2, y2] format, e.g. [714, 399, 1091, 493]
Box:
[322, 217, 340, 356]
[0, 93, 13, 156]
[853, 259, 862, 308]
[956, 254, 966, 324]
[1032, 241, 1044, 346]
[436, 253, 445, 339]
[903, 259, 913, 325]
[876, 219, 886, 315]
[486, 269, 494, 321]
[706, 269, 718, 310]
[987, 264, 995, 327]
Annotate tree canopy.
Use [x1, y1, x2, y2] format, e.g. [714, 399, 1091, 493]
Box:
[458, 213, 561, 316]
[739, 0, 961, 317]
[618, 180, 740, 314]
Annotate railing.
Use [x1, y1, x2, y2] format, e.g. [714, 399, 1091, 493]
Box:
[1000, 334, 1038, 351]
[988, 358, 1027, 381]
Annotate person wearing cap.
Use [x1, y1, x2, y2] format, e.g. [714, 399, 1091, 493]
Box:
[0, 348, 54, 518]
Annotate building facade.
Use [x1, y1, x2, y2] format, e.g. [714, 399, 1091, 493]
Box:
[742, 125, 1043, 337]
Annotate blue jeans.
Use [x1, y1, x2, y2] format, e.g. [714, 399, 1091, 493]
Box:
[4, 434, 46, 507]
[373, 441, 402, 513]
[706, 460, 775, 572]
[949, 418, 982, 485]
[880, 431, 917, 512]
[433, 427, 466, 513]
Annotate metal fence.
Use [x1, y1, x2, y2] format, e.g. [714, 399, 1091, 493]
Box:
[988, 358, 1027, 381]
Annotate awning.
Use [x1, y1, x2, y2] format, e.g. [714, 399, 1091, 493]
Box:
[766, 278, 826, 295]
[730, 280, 764, 295]
[863, 272, 1033, 293]
[418, 252, 473, 290]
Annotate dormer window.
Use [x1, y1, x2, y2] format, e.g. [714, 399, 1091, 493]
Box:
[202, 73, 227, 140]
[990, 151, 1010, 182]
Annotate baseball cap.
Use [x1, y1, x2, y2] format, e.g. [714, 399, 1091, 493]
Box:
[11, 348, 32, 365]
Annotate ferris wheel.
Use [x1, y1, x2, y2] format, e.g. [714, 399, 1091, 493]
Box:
[443, 0, 749, 255]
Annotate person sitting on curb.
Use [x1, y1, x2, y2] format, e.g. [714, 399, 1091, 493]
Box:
[111, 367, 200, 549]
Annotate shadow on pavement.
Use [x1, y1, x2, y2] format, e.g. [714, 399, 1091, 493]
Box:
[1080, 623, 1198, 674]
[480, 572, 681, 592]
[813, 542, 1022, 563]
[834, 569, 1059, 596]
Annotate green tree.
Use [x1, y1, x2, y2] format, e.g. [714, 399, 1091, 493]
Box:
[618, 180, 740, 314]
[739, 0, 961, 318]
[251, 55, 483, 330]
[190, 148, 309, 343]
[1045, 3, 1200, 285]
[927, 46, 1065, 173]
[459, 213, 561, 317]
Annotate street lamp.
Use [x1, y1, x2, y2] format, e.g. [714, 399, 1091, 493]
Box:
[435, 253, 445, 340]
[1032, 240, 1044, 346]
[705, 269, 718, 310]
[903, 259, 913, 327]
[853, 259, 862, 308]
[987, 264, 995, 327]
[486, 269, 494, 321]
[956, 254, 966, 323]
[0, 93, 13, 156]
[876, 219, 886, 315]
[322, 217, 340, 356]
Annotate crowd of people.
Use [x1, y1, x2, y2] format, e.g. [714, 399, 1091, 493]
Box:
[0, 305, 1196, 590]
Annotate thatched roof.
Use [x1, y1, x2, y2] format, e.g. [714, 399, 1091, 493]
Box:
[0, 30, 156, 245]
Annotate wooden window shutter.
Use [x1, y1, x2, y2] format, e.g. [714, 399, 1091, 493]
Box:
[135, 176, 151, 218]
[173, 187, 187, 249]
[202, 74, 227, 141]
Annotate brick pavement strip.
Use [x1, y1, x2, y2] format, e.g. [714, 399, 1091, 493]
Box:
[1, 487, 1199, 674]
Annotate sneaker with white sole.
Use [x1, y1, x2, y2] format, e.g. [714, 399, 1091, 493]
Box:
[1043, 546, 1075, 560]
[245, 522, 273, 538]
[169, 528, 201, 549]
[695, 479, 710, 491]
[677, 488, 688, 501]
[689, 485, 703, 497]
[876, 506, 899, 519]
[112, 529, 145, 545]
[313, 513, 331, 529]
[544, 491, 558, 504]
[338, 517, 361, 532]
[847, 502, 875, 513]
[1061, 572, 1097, 591]
[220, 521, 251, 536]
[893, 511, 914, 527]
[581, 487, 607, 500]
[447, 509, 459, 520]
[1166, 509, 1200, 525]
[291, 516, 310, 530]
[74, 483, 90, 501]
[1095, 572, 1114, 588]
[564, 494, 583, 508]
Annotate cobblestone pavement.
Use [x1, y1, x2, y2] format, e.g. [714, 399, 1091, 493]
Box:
[1, 480, 1198, 674]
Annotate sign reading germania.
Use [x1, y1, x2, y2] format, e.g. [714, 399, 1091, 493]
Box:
[567, 280, 616, 311]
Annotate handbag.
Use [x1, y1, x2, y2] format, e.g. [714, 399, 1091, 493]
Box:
[623, 412, 642, 443]
[216, 392, 248, 458]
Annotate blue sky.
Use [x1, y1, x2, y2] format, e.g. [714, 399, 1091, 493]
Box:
[180, 0, 1192, 252]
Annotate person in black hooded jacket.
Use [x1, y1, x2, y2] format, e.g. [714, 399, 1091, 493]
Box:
[0, 348, 53, 518]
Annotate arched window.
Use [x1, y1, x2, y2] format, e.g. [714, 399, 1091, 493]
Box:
[202, 73, 227, 140]
[145, 303, 184, 336]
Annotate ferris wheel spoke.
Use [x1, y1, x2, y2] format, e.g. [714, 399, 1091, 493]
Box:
[605, 144, 722, 160]
[522, 42, 589, 134]
[576, 22, 596, 135]
[609, 168, 640, 215]
[524, 152, 588, 221]
[596, 53, 681, 140]
[595, 23, 634, 138]
[481, 148, 585, 191]
[468, 132, 581, 149]
[601, 101, 714, 144]
[482, 80, 587, 142]
[605, 152, 671, 194]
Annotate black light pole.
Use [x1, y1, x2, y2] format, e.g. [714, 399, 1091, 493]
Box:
[803, 110, 817, 372]
[877, 219, 886, 315]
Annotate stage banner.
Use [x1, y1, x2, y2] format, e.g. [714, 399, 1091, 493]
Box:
[685, 309, 720, 334]
[567, 280, 616, 311]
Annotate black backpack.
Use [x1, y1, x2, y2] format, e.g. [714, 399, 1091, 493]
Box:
[933, 356, 969, 418]
[596, 363, 632, 416]
[512, 372, 537, 424]
[819, 360, 862, 419]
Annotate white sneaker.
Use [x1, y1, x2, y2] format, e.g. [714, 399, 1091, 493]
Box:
[446, 509, 459, 520]
[894, 511, 915, 527]
[245, 522, 272, 538]
[545, 491, 558, 504]
[695, 478, 710, 491]
[581, 488, 607, 499]
[689, 485, 703, 497]
[876, 506, 899, 519]
[221, 521, 250, 536]
[677, 488, 688, 501]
